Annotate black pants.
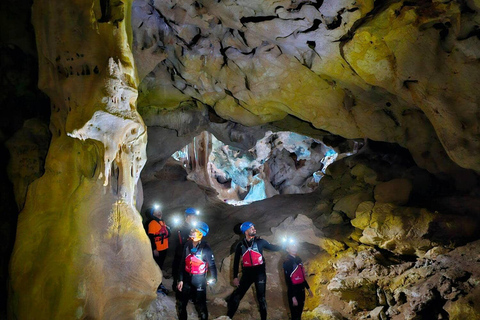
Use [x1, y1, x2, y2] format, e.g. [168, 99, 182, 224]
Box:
[154, 249, 168, 290]
[178, 275, 208, 320]
[172, 251, 182, 285]
[287, 287, 305, 320]
[227, 269, 267, 320]
[153, 249, 168, 270]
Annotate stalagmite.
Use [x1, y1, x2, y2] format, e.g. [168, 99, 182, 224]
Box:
[9, 0, 160, 319]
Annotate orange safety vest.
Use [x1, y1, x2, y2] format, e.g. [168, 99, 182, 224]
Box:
[148, 220, 169, 251]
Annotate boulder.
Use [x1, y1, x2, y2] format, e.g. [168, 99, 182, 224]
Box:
[333, 192, 373, 219]
[351, 164, 379, 185]
[351, 203, 435, 256]
[327, 276, 378, 310]
[369, 306, 387, 320]
[303, 305, 345, 320]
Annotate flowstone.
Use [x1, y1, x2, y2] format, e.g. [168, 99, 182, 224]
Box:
[9, 0, 160, 319]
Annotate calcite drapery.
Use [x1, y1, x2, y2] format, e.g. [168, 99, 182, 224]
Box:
[9, 0, 160, 319]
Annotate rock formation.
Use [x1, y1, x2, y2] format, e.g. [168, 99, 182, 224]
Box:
[4, 0, 480, 319]
[8, 0, 159, 319]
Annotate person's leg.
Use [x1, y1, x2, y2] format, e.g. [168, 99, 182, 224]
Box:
[157, 249, 168, 269]
[192, 276, 208, 320]
[254, 272, 267, 320]
[296, 289, 306, 320]
[227, 273, 255, 318]
[290, 289, 305, 320]
[172, 252, 181, 291]
[177, 281, 191, 320]
[154, 250, 169, 293]
[287, 292, 295, 320]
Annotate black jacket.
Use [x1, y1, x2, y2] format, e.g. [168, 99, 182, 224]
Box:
[179, 240, 217, 282]
[232, 237, 282, 278]
[172, 222, 193, 257]
[283, 254, 310, 293]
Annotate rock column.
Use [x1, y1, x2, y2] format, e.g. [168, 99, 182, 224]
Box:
[9, 0, 160, 319]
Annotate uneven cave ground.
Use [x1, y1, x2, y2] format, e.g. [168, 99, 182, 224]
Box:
[139, 129, 480, 320]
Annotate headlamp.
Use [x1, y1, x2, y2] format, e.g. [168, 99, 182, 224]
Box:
[172, 215, 181, 227]
[282, 236, 296, 244]
[153, 204, 160, 210]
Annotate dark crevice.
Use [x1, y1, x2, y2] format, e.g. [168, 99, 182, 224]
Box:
[240, 15, 278, 24]
[326, 10, 344, 30]
[299, 19, 322, 34]
[237, 30, 249, 47]
[287, 1, 324, 12]
[382, 109, 400, 127]
[219, 43, 229, 67]
[188, 32, 203, 48]
[224, 89, 241, 105]
[433, 22, 450, 41]
[403, 79, 418, 89]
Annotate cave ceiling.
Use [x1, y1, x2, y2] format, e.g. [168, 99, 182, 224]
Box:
[132, 0, 480, 174]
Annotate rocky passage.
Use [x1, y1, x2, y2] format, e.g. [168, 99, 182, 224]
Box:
[140, 142, 480, 319]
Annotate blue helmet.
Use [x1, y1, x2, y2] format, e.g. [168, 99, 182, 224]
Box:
[185, 207, 197, 216]
[240, 221, 254, 234]
[195, 221, 209, 237]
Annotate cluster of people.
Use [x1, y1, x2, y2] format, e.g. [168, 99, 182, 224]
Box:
[146, 206, 313, 320]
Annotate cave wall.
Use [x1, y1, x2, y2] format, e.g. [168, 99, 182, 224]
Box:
[133, 0, 480, 174]
[8, 0, 160, 319]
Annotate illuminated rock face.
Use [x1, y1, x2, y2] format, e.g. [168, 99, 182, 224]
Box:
[9, 0, 160, 319]
[132, 0, 480, 174]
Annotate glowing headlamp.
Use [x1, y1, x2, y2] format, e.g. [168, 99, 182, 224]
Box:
[172, 215, 181, 227]
[153, 203, 160, 210]
[196, 210, 200, 215]
[282, 236, 296, 244]
[207, 278, 215, 285]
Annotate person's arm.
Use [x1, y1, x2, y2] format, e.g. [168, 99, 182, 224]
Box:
[164, 225, 171, 239]
[259, 239, 282, 252]
[204, 245, 217, 281]
[283, 260, 293, 287]
[233, 243, 242, 279]
[147, 221, 157, 251]
[178, 245, 186, 282]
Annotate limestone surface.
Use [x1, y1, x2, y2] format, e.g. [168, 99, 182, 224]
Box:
[8, 0, 160, 319]
[132, 0, 480, 173]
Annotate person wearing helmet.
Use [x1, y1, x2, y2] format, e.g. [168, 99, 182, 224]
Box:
[147, 206, 171, 295]
[177, 221, 217, 320]
[227, 222, 282, 320]
[283, 241, 313, 320]
[171, 207, 199, 290]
